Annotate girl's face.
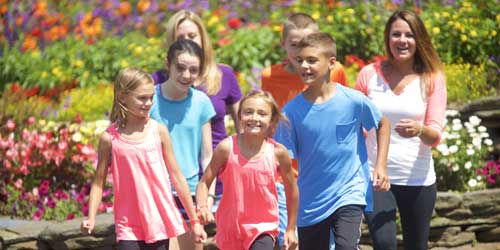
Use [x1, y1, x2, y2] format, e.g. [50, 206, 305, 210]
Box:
[176, 20, 203, 47]
[169, 52, 201, 92]
[388, 18, 417, 63]
[122, 83, 154, 120]
[239, 97, 273, 136]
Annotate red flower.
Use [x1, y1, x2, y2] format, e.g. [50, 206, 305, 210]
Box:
[74, 113, 82, 124]
[10, 83, 21, 93]
[31, 27, 42, 37]
[227, 17, 242, 29]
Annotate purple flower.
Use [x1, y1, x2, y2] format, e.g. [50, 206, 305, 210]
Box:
[487, 174, 496, 184]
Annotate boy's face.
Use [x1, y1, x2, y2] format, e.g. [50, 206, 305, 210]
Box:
[281, 28, 315, 67]
[295, 46, 336, 86]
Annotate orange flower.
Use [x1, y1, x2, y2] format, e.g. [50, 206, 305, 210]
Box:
[0, 5, 8, 15]
[15, 16, 24, 26]
[34, 0, 48, 17]
[118, 1, 132, 16]
[22, 35, 38, 52]
[147, 23, 159, 36]
[137, 0, 151, 13]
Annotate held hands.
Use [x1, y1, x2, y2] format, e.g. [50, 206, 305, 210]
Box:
[191, 222, 207, 244]
[80, 219, 95, 234]
[372, 166, 390, 192]
[395, 119, 423, 138]
[283, 229, 298, 250]
[196, 205, 215, 225]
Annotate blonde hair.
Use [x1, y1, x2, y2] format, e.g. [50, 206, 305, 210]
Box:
[384, 10, 444, 97]
[110, 68, 153, 127]
[238, 90, 288, 126]
[164, 10, 221, 96]
[297, 32, 337, 58]
[282, 13, 319, 41]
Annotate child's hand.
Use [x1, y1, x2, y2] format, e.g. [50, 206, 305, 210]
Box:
[81, 219, 95, 234]
[283, 229, 298, 250]
[373, 166, 390, 192]
[197, 206, 214, 225]
[191, 223, 207, 244]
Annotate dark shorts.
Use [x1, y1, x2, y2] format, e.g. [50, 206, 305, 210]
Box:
[174, 195, 196, 221]
[298, 205, 364, 250]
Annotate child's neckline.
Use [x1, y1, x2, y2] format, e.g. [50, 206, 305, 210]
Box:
[116, 119, 153, 144]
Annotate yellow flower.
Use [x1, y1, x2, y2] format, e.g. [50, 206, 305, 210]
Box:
[470, 30, 477, 37]
[41, 71, 48, 78]
[134, 46, 143, 55]
[342, 17, 349, 23]
[120, 60, 129, 68]
[373, 15, 381, 22]
[447, 21, 454, 26]
[312, 11, 320, 20]
[432, 27, 440, 34]
[38, 119, 47, 127]
[491, 30, 497, 37]
[74, 60, 84, 68]
[460, 34, 467, 42]
[497, 14, 500, 23]
[128, 43, 135, 50]
[272, 25, 282, 32]
[346, 8, 355, 15]
[442, 12, 450, 18]
[83, 71, 89, 78]
[326, 15, 333, 23]
[434, 12, 440, 19]
[207, 15, 219, 27]
[31, 50, 41, 58]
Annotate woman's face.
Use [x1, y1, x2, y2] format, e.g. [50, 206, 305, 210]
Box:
[176, 20, 203, 48]
[168, 52, 201, 93]
[388, 18, 417, 63]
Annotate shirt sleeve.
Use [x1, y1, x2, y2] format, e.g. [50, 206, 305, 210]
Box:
[360, 94, 382, 132]
[200, 92, 216, 125]
[220, 65, 242, 105]
[354, 66, 371, 95]
[274, 111, 297, 159]
[425, 73, 447, 146]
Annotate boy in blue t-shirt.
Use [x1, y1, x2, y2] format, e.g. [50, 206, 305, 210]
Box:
[274, 32, 391, 250]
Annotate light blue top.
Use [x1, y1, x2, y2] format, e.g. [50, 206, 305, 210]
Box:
[275, 84, 382, 227]
[150, 85, 215, 194]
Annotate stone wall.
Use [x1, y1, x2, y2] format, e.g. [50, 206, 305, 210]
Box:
[2, 189, 500, 250]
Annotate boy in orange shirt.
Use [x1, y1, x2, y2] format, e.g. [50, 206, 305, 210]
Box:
[260, 13, 349, 249]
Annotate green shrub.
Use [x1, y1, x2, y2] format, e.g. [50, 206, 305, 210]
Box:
[55, 84, 113, 122]
[444, 63, 494, 103]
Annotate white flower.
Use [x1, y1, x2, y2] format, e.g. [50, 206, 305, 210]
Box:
[437, 144, 448, 153]
[452, 118, 462, 124]
[464, 122, 473, 129]
[472, 138, 482, 148]
[480, 132, 489, 138]
[469, 116, 481, 126]
[466, 148, 475, 155]
[478, 126, 487, 132]
[446, 109, 459, 117]
[484, 139, 493, 146]
[468, 179, 478, 187]
[464, 161, 472, 169]
[452, 123, 463, 131]
[456, 140, 462, 145]
[72, 132, 82, 142]
[452, 165, 459, 172]
[449, 145, 459, 153]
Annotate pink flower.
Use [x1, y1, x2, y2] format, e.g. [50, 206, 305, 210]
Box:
[495, 163, 500, 174]
[46, 197, 56, 209]
[66, 213, 75, 220]
[14, 178, 23, 189]
[487, 174, 496, 184]
[32, 187, 39, 197]
[27, 116, 36, 125]
[33, 209, 43, 221]
[5, 119, 16, 131]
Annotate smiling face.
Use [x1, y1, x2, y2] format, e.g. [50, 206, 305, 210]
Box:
[176, 19, 203, 47]
[122, 82, 154, 120]
[388, 18, 417, 63]
[168, 52, 201, 93]
[295, 46, 335, 86]
[239, 97, 273, 136]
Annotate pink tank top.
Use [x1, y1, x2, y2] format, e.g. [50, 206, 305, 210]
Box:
[107, 120, 187, 243]
[215, 135, 279, 249]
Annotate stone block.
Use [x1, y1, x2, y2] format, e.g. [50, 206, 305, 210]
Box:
[443, 208, 472, 220]
[477, 226, 500, 242]
[435, 192, 463, 213]
[466, 224, 498, 232]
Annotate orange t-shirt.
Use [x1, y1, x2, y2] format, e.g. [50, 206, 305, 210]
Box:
[261, 61, 349, 178]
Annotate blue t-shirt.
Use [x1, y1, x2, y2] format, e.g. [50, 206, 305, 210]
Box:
[275, 84, 382, 227]
[150, 85, 215, 194]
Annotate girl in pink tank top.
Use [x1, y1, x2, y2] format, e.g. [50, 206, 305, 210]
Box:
[196, 90, 299, 250]
[81, 68, 206, 249]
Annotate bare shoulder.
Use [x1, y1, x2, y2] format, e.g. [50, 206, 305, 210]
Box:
[216, 137, 232, 156]
[98, 131, 112, 148]
[273, 142, 290, 159]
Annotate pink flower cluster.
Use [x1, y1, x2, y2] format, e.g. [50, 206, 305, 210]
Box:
[477, 160, 500, 186]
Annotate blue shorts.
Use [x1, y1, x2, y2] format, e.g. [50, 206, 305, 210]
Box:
[276, 182, 297, 246]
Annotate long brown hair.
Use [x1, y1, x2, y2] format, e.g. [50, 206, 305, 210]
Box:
[164, 10, 221, 96]
[110, 68, 153, 127]
[384, 10, 444, 96]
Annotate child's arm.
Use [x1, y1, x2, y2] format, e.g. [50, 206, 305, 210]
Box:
[196, 138, 229, 225]
[159, 125, 207, 243]
[373, 116, 391, 192]
[200, 121, 217, 218]
[275, 143, 299, 250]
[81, 132, 111, 234]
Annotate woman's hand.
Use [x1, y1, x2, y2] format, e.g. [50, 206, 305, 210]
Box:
[395, 118, 422, 138]
[81, 219, 95, 234]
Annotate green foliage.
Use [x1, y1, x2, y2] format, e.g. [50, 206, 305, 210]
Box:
[444, 63, 495, 103]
